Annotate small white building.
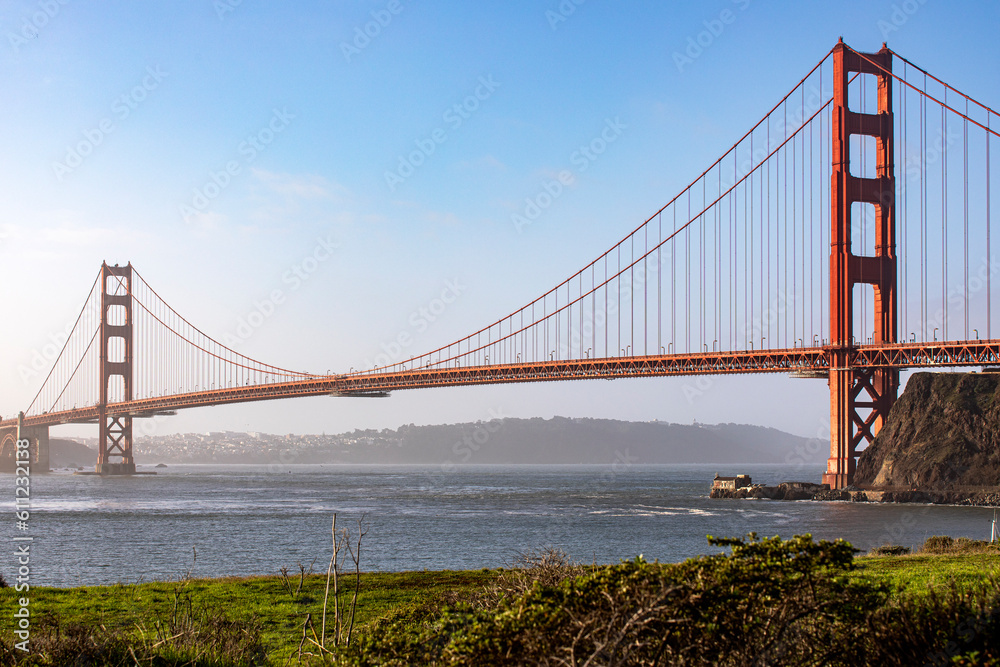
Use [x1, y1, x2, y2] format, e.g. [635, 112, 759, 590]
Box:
[712, 473, 752, 490]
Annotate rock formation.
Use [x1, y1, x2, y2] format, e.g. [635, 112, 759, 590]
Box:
[855, 372, 1000, 493]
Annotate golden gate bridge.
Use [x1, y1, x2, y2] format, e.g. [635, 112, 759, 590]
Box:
[3, 41, 999, 488]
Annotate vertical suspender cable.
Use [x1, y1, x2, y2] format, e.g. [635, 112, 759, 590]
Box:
[784, 100, 788, 346]
[921, 78, 927, 339]
[748, 133, 752, 345]
[901, 72, 907, 339]
[766, 116, 770, 347]
[964, 99, 969, 338]
[942, 98, 948, 339]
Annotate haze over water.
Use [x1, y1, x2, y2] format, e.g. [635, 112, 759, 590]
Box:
[22, 463, 994, 588]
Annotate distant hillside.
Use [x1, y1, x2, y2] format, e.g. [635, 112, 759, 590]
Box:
[133, 418, 825, 466]
[49, 438, 97, 468]
[385, 418, 821, 465]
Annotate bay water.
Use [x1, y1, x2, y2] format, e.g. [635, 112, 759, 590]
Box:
[11, 463, 996, 588]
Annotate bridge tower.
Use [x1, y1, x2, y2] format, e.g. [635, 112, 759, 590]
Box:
[97, 262, 135, 475]
[824, 41, 898, 489]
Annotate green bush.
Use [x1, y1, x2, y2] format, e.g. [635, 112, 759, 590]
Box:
[337, 534, 890, 666]
[866, 577, 1000, 666]
[337, 535, 1000, 666]
[869, 545, 911, 556]
[921, 535, 999, 555]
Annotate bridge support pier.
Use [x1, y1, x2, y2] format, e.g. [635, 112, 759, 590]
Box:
[97, 262, 136, 475]
[825, 367, 855, 489]
[96, 414, 134, 475]
[824, 41, 899, 489]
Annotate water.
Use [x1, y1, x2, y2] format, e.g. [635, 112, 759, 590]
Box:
[9, 464, 996, 588]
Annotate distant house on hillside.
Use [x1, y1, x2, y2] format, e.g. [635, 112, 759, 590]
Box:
[712, 473, 752, 490]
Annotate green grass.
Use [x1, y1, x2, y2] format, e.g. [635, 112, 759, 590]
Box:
[7, 569, 496, 663]
[853, 536, 1000, 595]
[4, 549, 998, 664]
[854, 552, 1000, 594]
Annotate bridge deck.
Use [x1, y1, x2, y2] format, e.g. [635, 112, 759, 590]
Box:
[5, 340, 999, 430]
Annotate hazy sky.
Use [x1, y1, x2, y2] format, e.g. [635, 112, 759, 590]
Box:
[2, 0, 998, 440]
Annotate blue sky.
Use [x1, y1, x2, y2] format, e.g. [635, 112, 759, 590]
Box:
[2, 0, 998, 440]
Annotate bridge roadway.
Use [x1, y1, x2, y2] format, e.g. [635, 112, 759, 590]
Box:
[3, 339, 999, 431]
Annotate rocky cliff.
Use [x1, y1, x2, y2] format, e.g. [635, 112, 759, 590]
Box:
[855, 372, 1000, 492]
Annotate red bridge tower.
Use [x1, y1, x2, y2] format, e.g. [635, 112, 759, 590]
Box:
[824, 41, 898, 489]
[97, 262, 135, 475]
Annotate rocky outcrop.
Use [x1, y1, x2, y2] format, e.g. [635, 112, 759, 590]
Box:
[845, 489, 1000, 505]
[710, 482, 828, 501]
[711, 484, 1000, 506]
[855, 372, 1000, 491]
[711, 374, 1000, 506]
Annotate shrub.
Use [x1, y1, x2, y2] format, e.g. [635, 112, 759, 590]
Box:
[0, 597, 267, 667]
[338, 534, 889, 666]
[864, 576, 1000, 667]
[338, 535, 1000, 666]
[920, 535, 999, 555]
[471, 547, 586, 610]
[869, 545, 911, 556]
[923, 535, 957, 553]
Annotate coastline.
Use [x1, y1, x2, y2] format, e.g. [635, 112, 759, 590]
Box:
[710, 482, 1000, 507]
[10, 548, 998, 663]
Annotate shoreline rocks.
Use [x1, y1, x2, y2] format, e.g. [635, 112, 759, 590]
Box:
[712, 372, 1000, 507]
[710, 483, 1000, 506]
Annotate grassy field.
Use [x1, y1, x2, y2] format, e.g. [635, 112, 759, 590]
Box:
[10, 569, 496, 662]
[854, 552, 1000, 594]
[4, 544, 998, 664]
